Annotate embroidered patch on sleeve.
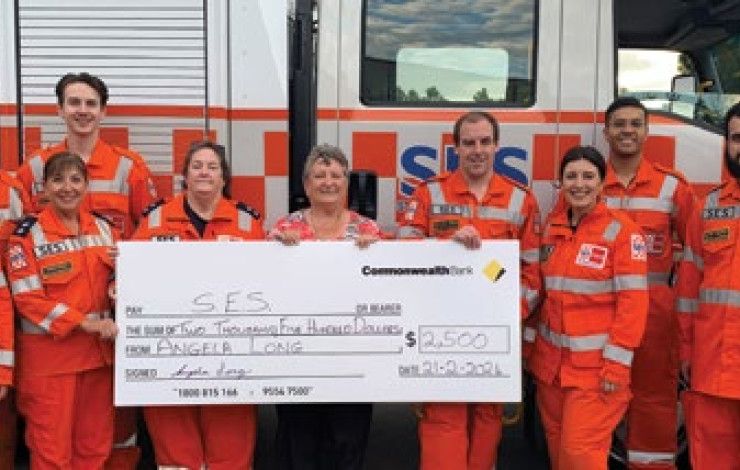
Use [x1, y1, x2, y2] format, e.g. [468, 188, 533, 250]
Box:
[631, 234, 647, 261]
[8, 244, 28, 270]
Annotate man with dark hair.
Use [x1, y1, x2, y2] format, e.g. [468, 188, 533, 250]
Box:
[15, 72, 159, 469]
[677, 101, 740, 470]
[399, 111, 541, 470]
[602, 96, 696, 469]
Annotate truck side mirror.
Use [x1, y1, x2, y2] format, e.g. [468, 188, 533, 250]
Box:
[670, 74, 697, 118]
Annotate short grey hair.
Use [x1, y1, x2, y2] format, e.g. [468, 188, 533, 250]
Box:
[303, 144, 349, 181]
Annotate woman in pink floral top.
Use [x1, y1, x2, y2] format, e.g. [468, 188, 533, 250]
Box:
[268, 144, 379, 470]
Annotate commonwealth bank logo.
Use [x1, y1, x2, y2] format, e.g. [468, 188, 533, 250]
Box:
[482, 260, 506, 283]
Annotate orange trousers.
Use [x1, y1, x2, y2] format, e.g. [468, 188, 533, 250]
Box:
[626, 300, 679, 469]
[418, 402, 502, 470]
[683, 391, 740, 470]
[17, 366, 114, 470]
[0, 391, 17, 470]
[144, 404, 257, 470]
[536, 379, 630, 470]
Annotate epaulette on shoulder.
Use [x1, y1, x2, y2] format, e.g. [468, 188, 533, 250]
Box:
[142, 198, 166, 217]
[236, 201, 261, 220]
[110, 144, 145, 163]
[13, 216, 37, 237]
[652, 162, 690, 184]
[429, 171, 453, 183]
[91, 211, 114, 226]
[500, 173, 531, 192]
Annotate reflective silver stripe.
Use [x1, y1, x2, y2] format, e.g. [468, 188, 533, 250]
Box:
[700, 288, 740, 308]
[237, 210, 252, 231]
[627, 450, 675, 464]
[8, 187, 23, 220]
[705, 189, 720, 209]
[508, 187, 525, 214]
[682, 247, 704, 270]
[39, 303, 68, 331]
[538, 323, 608, 351]
[520, 248, 540, 263]
[34, 235, 111, 259]
[522, 286, 539, 313]
[94, 218, 114, 246]
[658, 175, 678, 200]
[148, 207, 162, 229]
[29, 155, 44, 195]
[477, 206, 524, 225]
[614, 274, 648, 291]
[430, 204, 471, 217]
[647, 272, 670, 285]
[0, 271, 6, 288]
[603, 343, 634, 366]
[602, 219, 622, 242]
[88, 157, 133, 195]
[114, 432, 138, 449]
[397, 226, 424, 238]
[19, 318, 46, 334]
[604, 196, 674, 213]
[427, 182, 444, 206]
[11, 274, 42, 295]
[0, 350, 13, 367]
[676, 297, 699, 314]
[545, 275, 646, 294]
[30, 223, 48, 247]
[523, 326, 536, 343]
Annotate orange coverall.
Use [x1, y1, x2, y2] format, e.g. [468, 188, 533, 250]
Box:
[7, 207, 117, 470]
[17, 138, 157, 239]
[676, 178, 740, 470]
[0, 171, 32, 470]
[530, 201, 649, 470]
[132, 194, 263, 470]
[18, 138, 158, 468]
[399, 170, 541, 470]
[602, 159, 695, 469]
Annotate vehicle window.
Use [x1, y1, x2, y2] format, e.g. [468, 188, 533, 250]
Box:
[361, 0, 536, 106]
[618, 34, 740, 129]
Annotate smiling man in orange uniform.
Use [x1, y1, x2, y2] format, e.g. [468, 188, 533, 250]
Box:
[399, 111, 541, 470]
[16, 72, 159, 469]
[676, 101, 740, 470]
[601, 97, 695, 469]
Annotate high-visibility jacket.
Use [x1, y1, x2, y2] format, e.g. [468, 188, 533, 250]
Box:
[530, 201, 649, 389]
[602, 159, 695, 295]
[133, 193, 264, 242]
[399, 170, 542, 318]
[6, 207, 116, 377]
[677, 177, 740, 399]
[17, 138, 158, 238]
[0, 172, 31, 386]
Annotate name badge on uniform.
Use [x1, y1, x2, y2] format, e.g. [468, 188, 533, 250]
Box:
[432, 219, 460, 234]
[703, 227, 730, 244]
[42, 261, 73, 279]
[153, 235, 180, 241]
[575, 243, 608, 269]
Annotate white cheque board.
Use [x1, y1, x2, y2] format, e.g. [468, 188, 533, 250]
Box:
[115, 240, 521, 405]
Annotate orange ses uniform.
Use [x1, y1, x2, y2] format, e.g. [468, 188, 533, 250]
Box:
[602, 159, 694, 469]
[400, 170, 541, 470]
[0, 172, 32, 470]
[7, 208, 117, 470]
[530, 202, 649, 470]
[676, 178, 740, 470]
[132, 194, 263, 470]
[17, 139, 158, 238]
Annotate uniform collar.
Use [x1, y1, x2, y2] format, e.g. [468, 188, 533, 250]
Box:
[719, 177, 740, 202]
[168, 193, 234, 222]
[59, 138, 110, 168]
[546, 200, 608, 234]
[605, 157, 652, 189]
[449, 170, 505, 197]
[38, 206, 98, 237]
